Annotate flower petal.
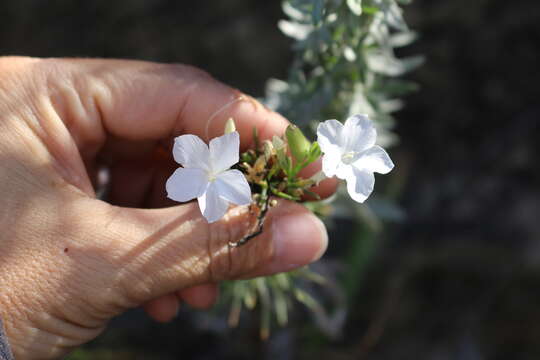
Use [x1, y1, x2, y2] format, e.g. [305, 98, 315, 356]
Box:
[209, 131, 240, 173]
[344, 167, 375, 203]
[321, 148, 342, 178]
[166, 168, 209, 202]
[335, 162, 353, 180]
[215, 169, 252, 205]
[173, 135, 210, 171]
[354, 145, 394, 174]
[198, 182, 230, 223]
[341, 114, 377, 153]
[317, 119, 343, 153]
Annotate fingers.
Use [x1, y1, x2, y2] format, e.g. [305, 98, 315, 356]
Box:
[34, 58, 332, 311]
[38, 58, 305, 207]
[177, 283, 219, 309]
[33, 58, 338, 207]
[142, 294, 179, 323]
[47, 58, 289, 152]
[90, 197, 327, 307]
[143, 284, 217, 322]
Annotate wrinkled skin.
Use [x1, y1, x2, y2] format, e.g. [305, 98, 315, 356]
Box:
[0, 57, 337, 359]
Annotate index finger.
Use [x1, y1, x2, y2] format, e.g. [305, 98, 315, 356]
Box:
[50, 58, 289, 150]
[42, 58, 337, 203]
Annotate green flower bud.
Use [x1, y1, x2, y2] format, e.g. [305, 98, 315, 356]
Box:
[285, 124, 311, 163]
[224, 117, 236, 134]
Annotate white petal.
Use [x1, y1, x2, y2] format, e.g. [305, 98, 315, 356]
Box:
[173, 135, 210, 171]
[215, 170, 252, 205]
[335, 162, 354, 180]
[166, 168, 209, 202]
[317, 119, 344, 153]
[354, 145, 394, 174]
[197, 182, 229, 223]
[344, 167, 375, 203]
[321, 149, 341, 178]
[341, 114, 377, 153]
[209, 131, 240, 173]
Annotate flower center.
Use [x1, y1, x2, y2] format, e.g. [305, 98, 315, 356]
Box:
[341, 151, 358, 164]
[207, 172, 217, 182]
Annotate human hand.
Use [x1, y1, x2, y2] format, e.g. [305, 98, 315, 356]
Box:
[0, 57, 335, 359]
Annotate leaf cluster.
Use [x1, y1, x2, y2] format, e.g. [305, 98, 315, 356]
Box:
[238, 126, 321, 203]
[223, 268, 327, 340]
[267, 0, 422, 146]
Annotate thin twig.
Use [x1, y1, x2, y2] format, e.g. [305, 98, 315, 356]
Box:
[229, 194, 271, 247]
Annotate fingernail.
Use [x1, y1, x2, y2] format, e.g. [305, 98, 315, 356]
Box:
[270, 212, 328, 273]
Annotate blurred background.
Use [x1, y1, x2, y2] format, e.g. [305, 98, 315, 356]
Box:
[1, 0, 539, 359]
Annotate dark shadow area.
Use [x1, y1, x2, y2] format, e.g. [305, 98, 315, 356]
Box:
[0, 0, 291, 96]
[344, 0, 540, 359]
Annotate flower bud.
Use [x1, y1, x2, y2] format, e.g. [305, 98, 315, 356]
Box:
[285, 124, 311, 163]
[224, 117, 236, 134]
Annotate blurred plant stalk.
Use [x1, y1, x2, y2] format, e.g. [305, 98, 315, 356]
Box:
[222, 0, 420, 339]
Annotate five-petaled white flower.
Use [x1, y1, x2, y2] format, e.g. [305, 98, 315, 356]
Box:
[317, 114, 394, 203]
[166, 131, 252, 223]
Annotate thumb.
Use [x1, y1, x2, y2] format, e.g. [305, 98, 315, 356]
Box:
[89, 198, 328, 307]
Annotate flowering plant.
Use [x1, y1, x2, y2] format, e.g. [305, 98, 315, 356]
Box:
[166, 114, 393, 244]
[167, 0, 418, 339]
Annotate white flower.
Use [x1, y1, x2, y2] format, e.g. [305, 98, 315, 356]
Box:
[166, 131, 252, 223]
[317, 114, 394, 203]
